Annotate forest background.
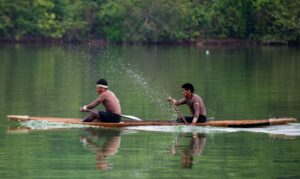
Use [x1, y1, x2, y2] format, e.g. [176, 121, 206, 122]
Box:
[1, 0, 299, 45]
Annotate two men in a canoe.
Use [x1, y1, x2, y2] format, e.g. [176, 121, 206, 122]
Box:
[80, 79, 122, 123]
[81, 79, 206, 125]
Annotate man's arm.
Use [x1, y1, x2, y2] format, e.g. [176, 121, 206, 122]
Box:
[80, 96, 103, 111]
[167, 97, 186, 106]
[192, 102, 200, 124]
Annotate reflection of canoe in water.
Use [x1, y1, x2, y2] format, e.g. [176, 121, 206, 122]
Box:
[7, 115, 297, 128]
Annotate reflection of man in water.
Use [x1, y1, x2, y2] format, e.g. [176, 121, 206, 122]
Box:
[80, 128, 121, 170]
[170, 133, 206, 168]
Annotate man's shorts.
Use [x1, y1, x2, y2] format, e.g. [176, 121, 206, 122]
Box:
[99, 111, 121, 123]
[176, 115, 207, 123]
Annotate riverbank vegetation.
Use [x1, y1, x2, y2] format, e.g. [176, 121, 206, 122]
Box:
[0, 0, 299, 44]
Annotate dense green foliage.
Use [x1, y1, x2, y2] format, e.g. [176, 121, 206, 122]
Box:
[0, 0, 299, 43]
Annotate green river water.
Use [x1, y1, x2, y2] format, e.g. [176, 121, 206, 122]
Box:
[0, 44, 299, 178]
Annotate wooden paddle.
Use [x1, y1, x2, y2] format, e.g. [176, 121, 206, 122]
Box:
[84, 109, 142, 121]
[168, 98, 188, 124]
[120, 114, 142, 121]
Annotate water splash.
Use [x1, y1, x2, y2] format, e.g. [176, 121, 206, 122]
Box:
[126, 123, 300, 137]
[20, 120, 98, 130]
[121, 65, 173, 116]
[98, 53, 174, 119]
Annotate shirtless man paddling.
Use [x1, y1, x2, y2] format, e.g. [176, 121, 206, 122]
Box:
[80, 79, 121, 123]
[167, 83, 207, 125]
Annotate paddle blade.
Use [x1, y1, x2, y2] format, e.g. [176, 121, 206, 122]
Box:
[121, 115, 142, 121]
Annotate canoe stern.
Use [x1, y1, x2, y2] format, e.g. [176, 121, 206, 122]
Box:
[269, 118, 297, 125]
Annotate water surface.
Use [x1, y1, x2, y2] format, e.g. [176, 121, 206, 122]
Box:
[0, 44, 299, 178]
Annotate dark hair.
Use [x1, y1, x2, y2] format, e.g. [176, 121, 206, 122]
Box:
[182, 83, 194, 93]
[97, 79, 108, 86]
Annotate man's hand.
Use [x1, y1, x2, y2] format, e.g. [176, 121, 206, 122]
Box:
[80, 105, 87, 112]
[167, 96, 175, 104]
[80, 107, 84, 112]
[191, 117, 197, 126]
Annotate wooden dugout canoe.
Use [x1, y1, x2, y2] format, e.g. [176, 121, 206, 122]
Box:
[7, 115, 297, 128]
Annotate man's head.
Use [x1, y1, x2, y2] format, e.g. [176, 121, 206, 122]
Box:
[96, 79, 108, 94]
[181, 83, 194, 99]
